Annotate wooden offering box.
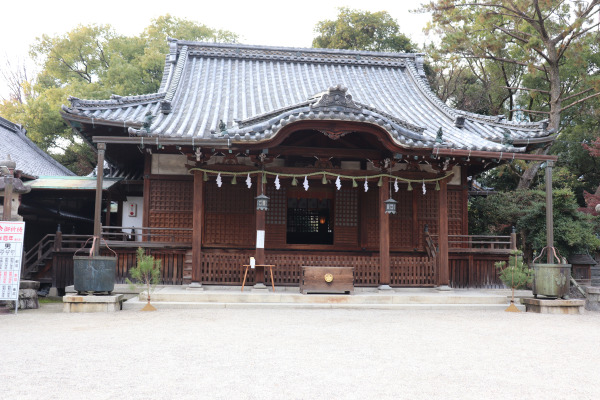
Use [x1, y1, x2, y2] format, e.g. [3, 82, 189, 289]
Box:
[300, 266, 354, 294]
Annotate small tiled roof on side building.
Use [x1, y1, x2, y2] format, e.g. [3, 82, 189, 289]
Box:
[61, 39, 556, 153]
[0, 116, 74, 178]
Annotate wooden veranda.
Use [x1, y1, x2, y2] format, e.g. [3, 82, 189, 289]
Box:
[23, 226, 518, 291]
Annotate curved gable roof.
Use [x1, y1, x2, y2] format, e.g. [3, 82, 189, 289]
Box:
[62, 40, 554, 153]
[0, 116, 74, 177]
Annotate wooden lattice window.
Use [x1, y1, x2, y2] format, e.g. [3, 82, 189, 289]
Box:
[204, 181, 255, 246]
[205, 181, 255, 214]
[150, 179, 193, 211]
[390, 188, 413, 249]
[334, 187, 358, 227]
[148, 178, 193, 242]
[266, 186, 286, 225]
[448, 189, 464, 236]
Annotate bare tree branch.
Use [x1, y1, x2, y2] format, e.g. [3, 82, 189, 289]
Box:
[510, 109, 550, 115]
[561, 87, 594, 102]
[503, 86, 550, 94]
[560, 92, 600, 112]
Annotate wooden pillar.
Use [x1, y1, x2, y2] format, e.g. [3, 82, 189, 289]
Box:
[437, 179, 450, 288]
[192, 170, 204, 283]
[546, 160, 554, 263]
[255, 178, 266, 285]
[105, 192, 112, 228]
[92, 143, 106, 256]
[379, 176, 391, 288]
[2, 175, 13, 221]
[53, 225, 63, 252]
[412, 189, 419, 249]
[510, 227, 517, 250]
[142, 153, 151, 239]
[359, 191, 369, 248]
[1, 157, 16, 221]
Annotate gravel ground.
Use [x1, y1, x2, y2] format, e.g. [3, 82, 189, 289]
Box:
[1, 304, 599, 400]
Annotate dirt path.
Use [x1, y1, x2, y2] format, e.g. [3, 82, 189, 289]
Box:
[1, 305, 599, 399]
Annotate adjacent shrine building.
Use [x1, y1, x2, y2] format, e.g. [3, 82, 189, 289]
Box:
[60, 40, 557, 289]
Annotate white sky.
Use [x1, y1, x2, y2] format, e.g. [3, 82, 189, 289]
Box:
[0, 0, 432, 99]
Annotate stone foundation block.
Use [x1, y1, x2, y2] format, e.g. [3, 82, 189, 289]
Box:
[523, 298, 585, 314]
[63, 294, 124, 313]
[585, 287, 600, 312]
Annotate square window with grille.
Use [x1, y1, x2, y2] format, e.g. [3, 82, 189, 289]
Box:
[286, 196, 333, 245]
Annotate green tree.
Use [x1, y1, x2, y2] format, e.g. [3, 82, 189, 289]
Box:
[421, 0, 600, 189]
[469, 189, 600, 260]
[313, 7, 416, 52]
[126, 247, 162, 311]
[0, 15, 238, 174]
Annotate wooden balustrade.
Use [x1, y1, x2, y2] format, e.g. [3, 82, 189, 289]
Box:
[27, 227, 513, 290]
[101, 226, 192, 245]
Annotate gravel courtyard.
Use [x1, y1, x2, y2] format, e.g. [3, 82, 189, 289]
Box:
[1, 305, 599, 400]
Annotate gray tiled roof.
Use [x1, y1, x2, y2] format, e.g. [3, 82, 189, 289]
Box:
[62, 40, 553, 153]
[0, 116, 74, 177]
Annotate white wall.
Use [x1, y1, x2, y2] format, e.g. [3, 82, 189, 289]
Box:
[121, 196, 144, 241]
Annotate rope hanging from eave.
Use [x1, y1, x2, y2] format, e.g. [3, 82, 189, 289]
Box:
[188, 167, 454, 184]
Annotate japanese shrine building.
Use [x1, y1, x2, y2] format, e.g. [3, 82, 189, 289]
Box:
[60, 40, 557, 289]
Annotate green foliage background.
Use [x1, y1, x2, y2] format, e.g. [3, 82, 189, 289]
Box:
[0, 15, 238, 174]
[469, 188, 600, 260]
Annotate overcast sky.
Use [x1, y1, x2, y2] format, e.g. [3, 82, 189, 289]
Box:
[0, 0, 432, 99]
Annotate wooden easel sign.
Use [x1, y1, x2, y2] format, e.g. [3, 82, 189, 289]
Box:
[0, 221, 25, 314]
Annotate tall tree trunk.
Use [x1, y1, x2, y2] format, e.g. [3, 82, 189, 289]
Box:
[517, 48, 562, 190]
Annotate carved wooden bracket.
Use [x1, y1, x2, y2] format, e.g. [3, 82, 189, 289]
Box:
[318, 128, 354, 140]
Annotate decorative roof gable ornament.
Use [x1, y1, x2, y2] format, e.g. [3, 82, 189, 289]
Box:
[311, 84, 360, 110]
[435, 127, 444, 144]
[502, 128, 514, 146]
[143, 112, 155, 133]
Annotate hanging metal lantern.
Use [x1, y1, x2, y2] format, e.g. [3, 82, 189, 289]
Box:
[384, 197, 397, 214]
[255, 194, 270, 211]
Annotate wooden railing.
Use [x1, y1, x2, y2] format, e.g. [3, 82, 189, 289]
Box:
[431, 234, 515, 252]
[197, 250, 434, 287]
[22, 234, 93, 279]
[101, 226, 192, 246]
[22, 226, 192, 282]
[427, 233, 516, 288]
[25, 226, 514, 289]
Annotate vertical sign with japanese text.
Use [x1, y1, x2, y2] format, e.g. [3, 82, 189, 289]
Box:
[0, 221, 25, 307]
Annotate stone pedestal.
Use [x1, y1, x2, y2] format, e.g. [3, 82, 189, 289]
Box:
[7, 281, 40, 310]
[63, 294, 124, 313]
[186, 282, 204, 291]
[523, 298, 585, 314]
[585, 287, 600, 312]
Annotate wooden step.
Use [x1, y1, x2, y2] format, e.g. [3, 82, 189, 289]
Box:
[183, 250, 193, 285]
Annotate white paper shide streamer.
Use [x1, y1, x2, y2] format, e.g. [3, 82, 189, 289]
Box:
[364, 178, 368, 192]
[274, 175, 280, 190]
[216, 173, 222, 188]
[246, 173, 252, 188]
[422, 180, 426, 195]
[335, 176, 341, 191]
[303, 176, 309, 191]
[394, 178, 399, 192]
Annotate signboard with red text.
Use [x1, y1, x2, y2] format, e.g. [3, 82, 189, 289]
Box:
[0, 222, 25, 309]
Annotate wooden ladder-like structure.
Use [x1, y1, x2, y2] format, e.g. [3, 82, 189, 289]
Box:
[183, 250, 193, 285]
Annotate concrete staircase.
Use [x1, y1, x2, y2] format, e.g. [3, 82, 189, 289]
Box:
[123, 286, 524, 311]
